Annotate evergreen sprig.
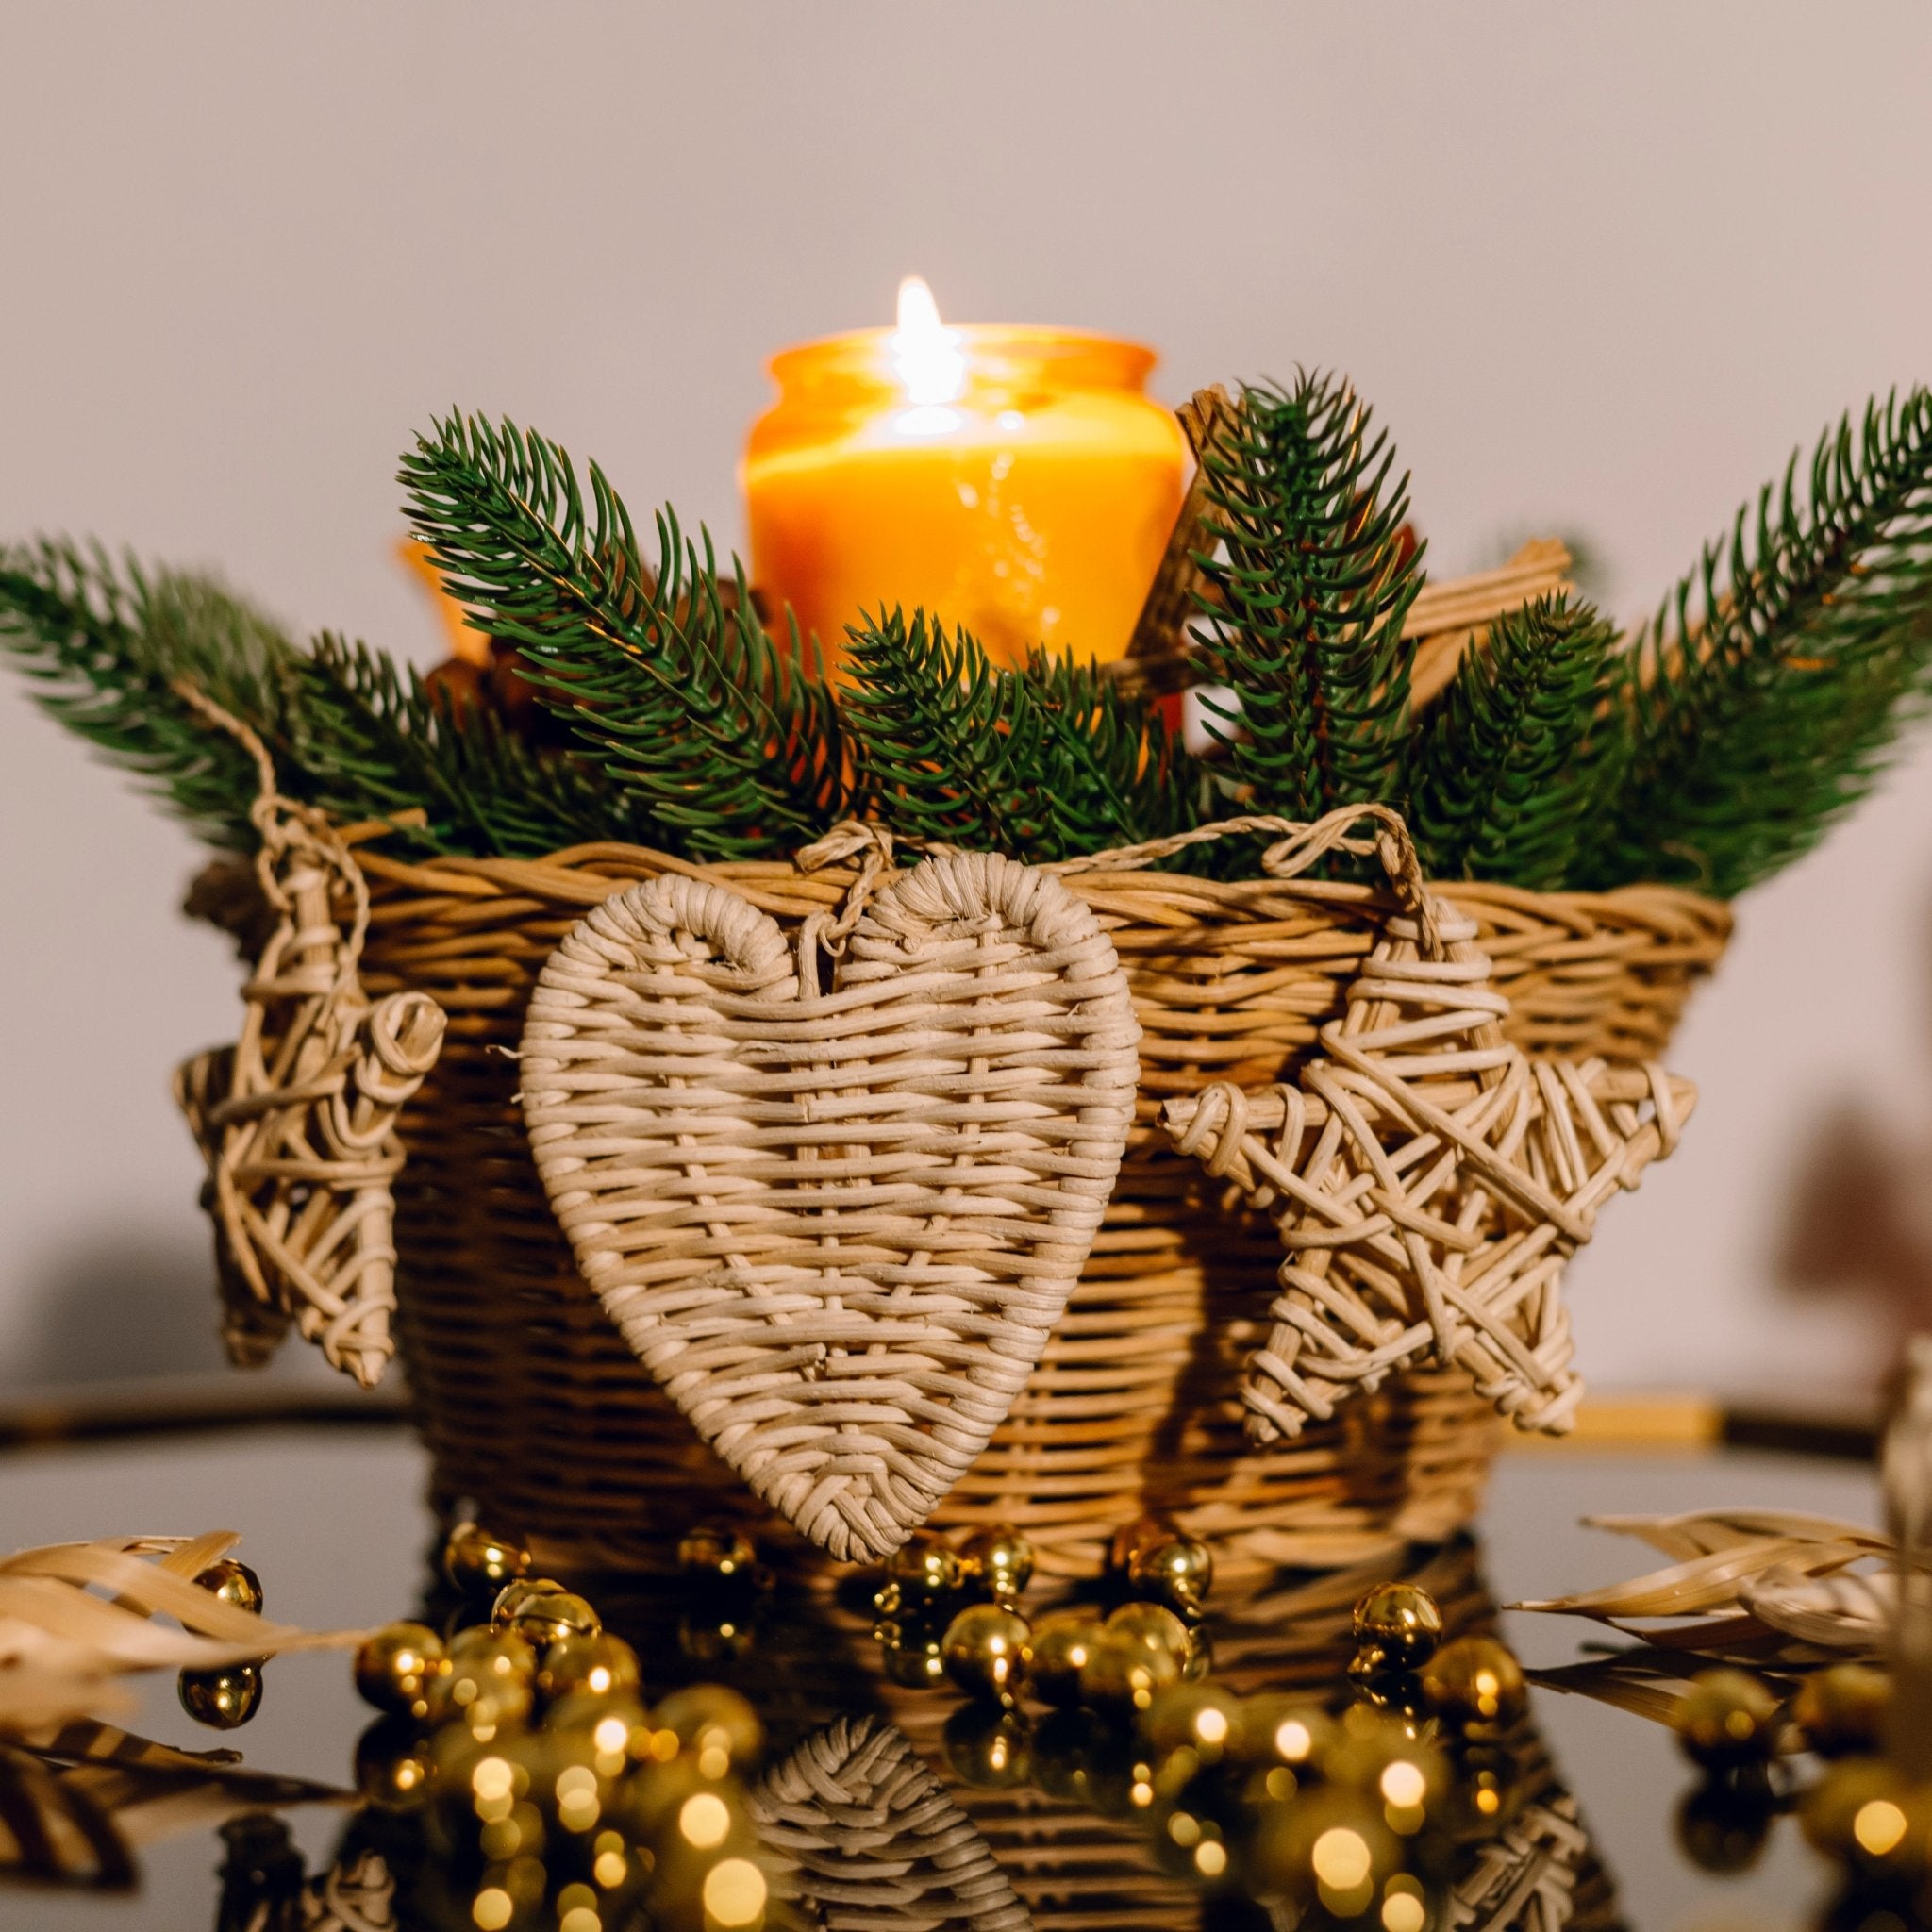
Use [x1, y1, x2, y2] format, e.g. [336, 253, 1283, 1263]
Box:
[399, 412, 844, 860]
[0, 541, 297, 848]
[1587, 388, 1932, 896]
[295, 635, 643, 857]
[1407, 593, 1625, 891]
[841, 609, 1203, 859]
[1195, 374, 1424, 822]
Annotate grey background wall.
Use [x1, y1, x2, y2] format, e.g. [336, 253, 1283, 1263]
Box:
[4, 2, 1930, 1396]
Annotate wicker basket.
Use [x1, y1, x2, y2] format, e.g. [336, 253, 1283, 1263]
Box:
[291, 825, 1728, 1584]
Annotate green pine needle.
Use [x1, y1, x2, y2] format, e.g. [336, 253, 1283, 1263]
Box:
[1407, 593, 1625, 891]
[1585, 388, 1932, 897]
[1195, 374, 1424, 823]
[399, 411, 845, 860]
[0, 541, 297, 848]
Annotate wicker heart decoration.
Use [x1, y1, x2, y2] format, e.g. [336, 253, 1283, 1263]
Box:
[519, 852, 1140, 1562]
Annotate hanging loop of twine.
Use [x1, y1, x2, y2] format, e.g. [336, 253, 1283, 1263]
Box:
[793, 804, 1442, 958]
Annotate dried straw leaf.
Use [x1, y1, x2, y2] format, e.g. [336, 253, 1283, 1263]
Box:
[1584, 1507, 1887, 1563]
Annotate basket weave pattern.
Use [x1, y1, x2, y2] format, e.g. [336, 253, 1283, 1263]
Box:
[341, 833, 1726, 1582]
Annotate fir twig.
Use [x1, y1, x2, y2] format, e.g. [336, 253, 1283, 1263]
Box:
[0, 541, 296, 848]
[1407, 593, 1625, 891]
[399, 412, 844, 859]
[1195, 374, 1424, 823]
[1588, 388, 1932, 896]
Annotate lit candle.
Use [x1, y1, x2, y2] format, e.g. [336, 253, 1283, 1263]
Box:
[743, 277, 1186, 673]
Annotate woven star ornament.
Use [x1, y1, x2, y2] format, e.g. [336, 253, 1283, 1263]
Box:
[1162, 897, 1694, 1441]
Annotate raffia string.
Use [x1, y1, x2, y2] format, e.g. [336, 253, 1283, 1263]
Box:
[172, 687, 445, 1386]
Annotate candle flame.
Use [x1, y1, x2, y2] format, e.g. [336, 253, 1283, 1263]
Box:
[890, 275, 966, 407]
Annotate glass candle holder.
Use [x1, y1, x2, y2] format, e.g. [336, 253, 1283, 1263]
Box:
[743, 289, 1186, 674]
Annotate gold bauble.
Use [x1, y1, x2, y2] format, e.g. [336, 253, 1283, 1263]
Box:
[1250, 1783, 1400, 1914]
[354, 1620, 450, 1721]
[1673, 1668, 1780, 1769]
[1800, 1757, 1932, 1876]
[1420, 1636, 1527, 1733]
[651, 1683, 764, 1773]
[875, 1619, 948, 1689]
[1079, 1632, 1181, 1714]
[1791, 1663, 1890, 1759]
[1143, 1683, 1247, 1763]
[539, 1632, 641, 1706]
[943, 1703, 1034, 1789]
[1023, 1611, 1108, 1709]
[1107, 1514, 1175, 1576]
[1436, 1740, 1528, 1841]
[942, 1603, 1033, 1704]
[957, 1524, 1035, 1604]
[355, 1716, 433, 1809]
[679, 1609, 756, 1666]
[676, 1524, 758, 1581]
[1240, 1695, 1335, 1771]
[195, 1556, 265, 1617]
[441, 1522, 533, 1596]
[178, 1663, 263, 1729]
[1675, 1769, 1774, 1874]
[1105, 1600, 1194, 1672]
[1030, 1708, 1100, 1802]
[429, 1626, 537, 1734]
[1350, 1581, 1442, 1672]
[884, 1529, 964, 1602]
[1125, 1535, 1213, 1620]
[1324, 1707, 1448, 1835]
[491, 1576, 567, 1629]
[508, 1590, 602, 1650]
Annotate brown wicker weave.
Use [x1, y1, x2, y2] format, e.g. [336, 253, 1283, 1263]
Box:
[294, 811, 1727, 1585]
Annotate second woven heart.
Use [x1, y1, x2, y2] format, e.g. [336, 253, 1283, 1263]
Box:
[518, 851, 1140, 1563]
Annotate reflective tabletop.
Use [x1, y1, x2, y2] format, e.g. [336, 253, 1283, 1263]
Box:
[0, 1405, 1885, 1931]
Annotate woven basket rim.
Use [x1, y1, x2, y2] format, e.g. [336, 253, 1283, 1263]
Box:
[339, 830, 1736, 943]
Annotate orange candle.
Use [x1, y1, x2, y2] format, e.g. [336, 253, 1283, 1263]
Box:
[743, 278, 1186, 673]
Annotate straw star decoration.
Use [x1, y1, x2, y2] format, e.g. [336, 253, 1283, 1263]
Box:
[1162, 898, 1694, 1441]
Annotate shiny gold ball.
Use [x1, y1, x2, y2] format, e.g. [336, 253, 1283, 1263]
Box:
[194, 1557, 265, 1617]
[943, 1703, 1034, 1789]
[884, 1528, 964, 1603]
[354, 1620, 450, 1720]
[877, 1623, 949, 1689]
[1351, 1581, 1442, 1672]
[355, 1716, 433, 1809]
[1143, 1683, 1247, 1763]
[1030, 1708, 1100, 1802]
[491, 1576, 568, 1628]
[957, 1524, 1035, 1604]
[1023, 1610, 1108, 1708]
[178, 1663, 263, 1729]
[1250, 1783, 1401, 1914]
[1106, 1600, 1195, 1673]
[1420, 1636, 1528, 1734]
[1676, 1769, 1774, 1874]
[1107, 1513, 1176, 1576]
[539, 1632, 641, 1706]
[442, 1522, 533, 1596]
[651, 1683, 764, 1773]
[1240, 1695, 1336, 1771]
[1800, 1757, 1932, 1875]
[1324, 1708, 1448, 1833]
[679, 1609, 756, 1666]
[508, 1589, 602, 1650]
[942, 1603, 1033, 1703]
[1079, 1632, 1181, 1714]
[676, 1524, 758, 1580]
[428, 1626, 537, 1734]
[1791, 1663, 1890, 1759]
[1125, 1534, 1213, 1620]
[1674, 1669, 1781, 1770]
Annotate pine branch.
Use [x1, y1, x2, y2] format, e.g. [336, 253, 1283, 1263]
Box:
[1588, 388, 1932, 897]
[0, 541, 296, 848]
[1407, 593, 1626, 891]
[1194, 374, 1424, 822]
[294, 634, 643, 858]
[398, 412, 844, 859]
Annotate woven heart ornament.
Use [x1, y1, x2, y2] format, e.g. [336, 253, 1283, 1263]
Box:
[519, 851, 1140, 1562]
